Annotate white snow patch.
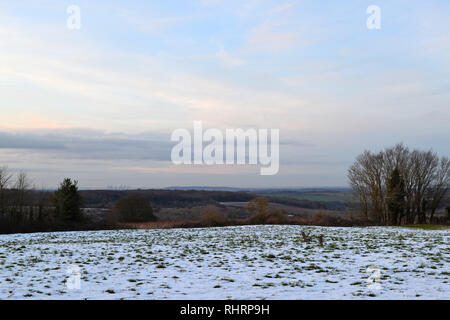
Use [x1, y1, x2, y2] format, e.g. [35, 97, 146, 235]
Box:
[0, 225, 448, 299]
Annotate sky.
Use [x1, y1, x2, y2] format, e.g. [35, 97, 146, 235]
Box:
[0, 0, 449, 189]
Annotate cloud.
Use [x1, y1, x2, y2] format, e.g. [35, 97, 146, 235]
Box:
[1, 2, 450, 188]
[216, 45, 245, 67]
[0, 132, 66, 150]
[114, 8, 185, 32]
[247, 22, 305, 51]
[272, 1, 298, 13]
[0, 129, 173, 161]
[198, 0, 224, 6]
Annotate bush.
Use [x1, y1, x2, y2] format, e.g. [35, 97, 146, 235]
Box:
[312, 210, 325, 224]
[111, 194, 156, 223]
[200, 205, 226, 226]
[246, 197, 290, 224]
[266, 209, 288, 224]
[247, 197, 269, 224]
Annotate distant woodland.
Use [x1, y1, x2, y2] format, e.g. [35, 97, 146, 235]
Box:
[0, 143, 449, 234]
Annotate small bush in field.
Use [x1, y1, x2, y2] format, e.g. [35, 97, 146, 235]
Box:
[301, 231, 311, 243]
[318, 234, 324, 246]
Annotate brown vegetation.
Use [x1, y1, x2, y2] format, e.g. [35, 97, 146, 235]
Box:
[117, 200, 384, 231]
[200, 205, 227, 226]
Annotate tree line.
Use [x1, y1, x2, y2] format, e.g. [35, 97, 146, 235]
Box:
[0, 166, 158, 234]
[0, 166, 84, 233]
[348, 143, 450, 224]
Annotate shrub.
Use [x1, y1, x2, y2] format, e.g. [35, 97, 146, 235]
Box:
[246, 197, 291, 224]
[266, 209, 288, 224]
[111, 194, 156, 223]
[247, 197, 269, 224]
[200, 205, 226, 226]
[312, 210, 325, 225]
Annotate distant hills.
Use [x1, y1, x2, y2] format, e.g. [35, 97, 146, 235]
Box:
[164, 186, 352, 192]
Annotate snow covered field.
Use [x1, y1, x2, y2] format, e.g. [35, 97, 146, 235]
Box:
[0, 225, 448, 299]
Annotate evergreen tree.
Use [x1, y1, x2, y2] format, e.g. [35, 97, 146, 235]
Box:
[386, 167, 405, 225]
[51, 178, 83, 222]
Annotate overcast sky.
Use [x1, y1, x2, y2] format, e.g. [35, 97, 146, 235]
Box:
[1, 0, 449, 189]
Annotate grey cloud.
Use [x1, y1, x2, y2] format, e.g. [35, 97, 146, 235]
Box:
[0, 129, 174, 162]
[0, 132, 66, 150]
[0, 129, 313, 162]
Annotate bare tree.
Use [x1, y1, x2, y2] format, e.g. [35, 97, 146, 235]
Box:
[15, 171, 31, 204]
[427, 157, 450, 223]
[410, 150, 438, 223]
[0, 166, 13, 215]
[348, 156, 370, 218]
[348, 143, 448, 225]
[12, 171, 32, 225]
[348, 151, 386, 222]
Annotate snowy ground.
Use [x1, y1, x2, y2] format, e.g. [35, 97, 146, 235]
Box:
[0, 225, 448, 299]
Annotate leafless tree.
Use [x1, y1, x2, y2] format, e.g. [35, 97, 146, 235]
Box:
[410, 150, 438, 223]
[348, 151, 386, 222]
[427, 157, 450, 223]
[348, 143, 449, 224]
[0, 166, 13, 215]
[14, 171, 31, 206]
